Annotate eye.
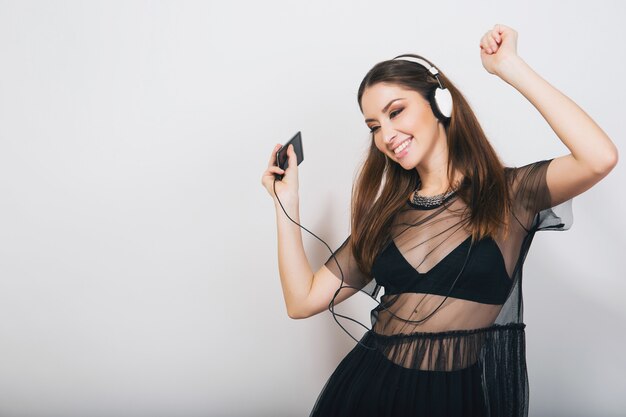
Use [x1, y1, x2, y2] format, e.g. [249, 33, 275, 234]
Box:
[390, 108, 403, 118]
[368, 108, 403, 134]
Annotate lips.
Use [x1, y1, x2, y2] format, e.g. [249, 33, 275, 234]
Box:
[393, 137, 412, 157]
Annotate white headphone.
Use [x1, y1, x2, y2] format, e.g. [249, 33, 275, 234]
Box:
[392, 55, 453, 121]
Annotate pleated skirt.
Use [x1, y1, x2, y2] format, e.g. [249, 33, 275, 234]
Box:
[309, 330, 487, 417]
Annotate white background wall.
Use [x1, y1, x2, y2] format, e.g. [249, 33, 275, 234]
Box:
[0, 1, 624, 416]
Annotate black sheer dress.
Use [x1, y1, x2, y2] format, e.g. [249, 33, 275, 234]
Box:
[309, 159, 574, 417]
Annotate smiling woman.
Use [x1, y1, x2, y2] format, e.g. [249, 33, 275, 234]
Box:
[364, 85, 450, 172]
[261, 23, 617, 417]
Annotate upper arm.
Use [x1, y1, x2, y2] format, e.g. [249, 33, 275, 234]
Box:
[293, 234, 374, 319]
[510, 153, 616, 233]
[295, 264, 361, 319]
[545, 153, 616, 208]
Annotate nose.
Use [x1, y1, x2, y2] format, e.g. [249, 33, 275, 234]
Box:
[382, 128, 396, 145]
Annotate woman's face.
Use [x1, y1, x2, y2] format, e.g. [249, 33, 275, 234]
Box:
[361, 82, 445, 170]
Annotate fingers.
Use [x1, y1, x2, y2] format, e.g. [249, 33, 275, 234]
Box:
[285, 144, 297, 171]
[491, 27, 502, 44]
[267, 143, 282, 168]
[485, 24, 517, 53]
[263, 143, 296, 186]
[261, 165, 285, 188]
[480, 30, 500, 54]
[480, 23, 516, 54]
[263, 144, 284, 188]
[494, 23, 514, 35]
[267, 165, 285, 175]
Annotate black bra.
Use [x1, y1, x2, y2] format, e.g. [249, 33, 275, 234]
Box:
[371, 235, 512, 305]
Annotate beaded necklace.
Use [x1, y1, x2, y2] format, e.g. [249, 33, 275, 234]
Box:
[411, 181, 459, 208]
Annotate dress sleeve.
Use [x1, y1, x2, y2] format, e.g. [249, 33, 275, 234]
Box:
[324, 234, 376, 294]
[509, 158, 574, 233]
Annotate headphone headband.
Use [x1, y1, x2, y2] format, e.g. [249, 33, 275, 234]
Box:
[391, 54, 453, 120]
[392, 55, 443, 89]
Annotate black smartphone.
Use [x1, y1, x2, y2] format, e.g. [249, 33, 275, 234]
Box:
[275, 131, 304, 180]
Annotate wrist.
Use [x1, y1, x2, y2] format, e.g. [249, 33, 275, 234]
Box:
[496, 55, 528, 85]
[274, 193, 299, 209]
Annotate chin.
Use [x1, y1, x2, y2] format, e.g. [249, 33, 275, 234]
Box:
[398, 156, 419, 170]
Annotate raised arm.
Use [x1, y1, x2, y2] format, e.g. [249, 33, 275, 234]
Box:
[480, 24, 618, 207]
[261, 143, 362, 319]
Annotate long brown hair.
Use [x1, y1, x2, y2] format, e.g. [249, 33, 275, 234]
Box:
[351, 54, 512, 275]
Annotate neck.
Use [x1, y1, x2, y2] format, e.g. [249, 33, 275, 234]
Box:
[414, 122, 459, 195]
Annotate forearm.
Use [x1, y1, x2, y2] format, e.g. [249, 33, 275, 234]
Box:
[274, 198, 314, 318]
[498, 56, 618, 171]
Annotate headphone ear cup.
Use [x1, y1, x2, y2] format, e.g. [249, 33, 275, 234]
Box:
[434, 87, 453, 119]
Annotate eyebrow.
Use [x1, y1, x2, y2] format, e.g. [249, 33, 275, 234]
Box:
[364, 98, 406, 123]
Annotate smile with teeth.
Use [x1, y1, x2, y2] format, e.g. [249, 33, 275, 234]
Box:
[394, 138, 412, 155]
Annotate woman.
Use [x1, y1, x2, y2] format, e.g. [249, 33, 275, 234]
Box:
[261, 24, 618, 417]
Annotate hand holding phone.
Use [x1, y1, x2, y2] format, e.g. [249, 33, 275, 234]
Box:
[275, 131, 304, 180]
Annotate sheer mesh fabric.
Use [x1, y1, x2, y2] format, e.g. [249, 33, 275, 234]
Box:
[311, 158, 574, 417]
